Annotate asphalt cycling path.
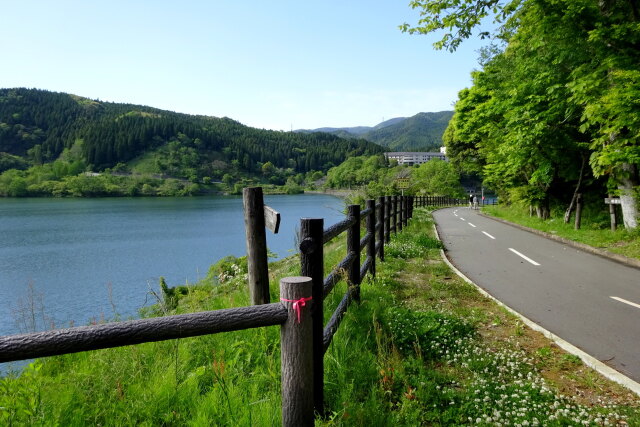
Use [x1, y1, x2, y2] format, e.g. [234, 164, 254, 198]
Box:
[432, 207, 640, 385]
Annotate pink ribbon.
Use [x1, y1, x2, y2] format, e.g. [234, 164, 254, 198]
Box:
[280, 296, 312, 323]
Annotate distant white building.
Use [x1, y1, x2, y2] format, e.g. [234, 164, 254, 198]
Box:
[385, 151, 447, 166]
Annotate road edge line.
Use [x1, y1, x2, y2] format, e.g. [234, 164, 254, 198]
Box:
[432, 220, 640, 398]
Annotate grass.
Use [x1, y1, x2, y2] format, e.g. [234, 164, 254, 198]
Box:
[483, 205, 640, 260]
[1, 207, 638, 425]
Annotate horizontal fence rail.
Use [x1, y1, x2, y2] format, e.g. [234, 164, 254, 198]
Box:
[323, 252, 357, 299]
[322, 217, 356, 244]
[0, 304, 288, 363]
[322, 290, 352, 352]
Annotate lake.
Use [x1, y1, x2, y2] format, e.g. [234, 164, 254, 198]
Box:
[0, 194, 345, 339]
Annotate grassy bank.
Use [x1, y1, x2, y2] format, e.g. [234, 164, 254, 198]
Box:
[1, 208, 638, 425]
[482, 205, 640, 260]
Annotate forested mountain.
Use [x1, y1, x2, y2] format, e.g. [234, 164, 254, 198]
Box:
[297, 111, 453, 151]
[364, 111, 453, 151]
[0, 88, 383, 177]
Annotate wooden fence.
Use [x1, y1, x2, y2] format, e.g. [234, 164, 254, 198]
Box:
[298, 194, 414, 414]
[0, 191, 417, 426]
[414, 195, 465, 207]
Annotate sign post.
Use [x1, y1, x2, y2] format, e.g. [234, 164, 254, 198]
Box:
[604, 197, 620, 231]
[396, 178, 410, 196]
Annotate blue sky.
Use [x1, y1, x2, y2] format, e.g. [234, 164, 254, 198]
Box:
[1, 1, 490, 130]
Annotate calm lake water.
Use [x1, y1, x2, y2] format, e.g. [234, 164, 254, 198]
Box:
[0, 194, 345, 338]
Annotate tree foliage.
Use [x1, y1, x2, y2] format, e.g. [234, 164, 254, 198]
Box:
[325, 155, 464, 202]
[410, 0, 640, 226]
[410, 159, 465, 197]
[400, 0, 522, 51]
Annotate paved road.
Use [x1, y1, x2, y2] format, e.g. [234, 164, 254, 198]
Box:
[433, 207, 640, 383]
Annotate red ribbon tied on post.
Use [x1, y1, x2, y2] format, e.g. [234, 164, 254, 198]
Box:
[280, 296, 312, 323]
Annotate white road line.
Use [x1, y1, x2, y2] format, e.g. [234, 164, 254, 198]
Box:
[468, 222, 476, 228]
[508, 248, 541, 266]
[610, 296, 640, 310]
[482, 231, 496, 240]
[459, 217, 465, 221]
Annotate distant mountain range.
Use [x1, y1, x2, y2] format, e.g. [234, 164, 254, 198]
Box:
[297, 111, 453, 152]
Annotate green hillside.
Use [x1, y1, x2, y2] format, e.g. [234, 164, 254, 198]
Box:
[298, 111, 453, 151]
[364, 111, 453, 151]
[0, 88, 383, 180]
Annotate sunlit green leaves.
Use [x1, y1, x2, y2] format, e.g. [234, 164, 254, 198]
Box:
[400, 0, 522, 51]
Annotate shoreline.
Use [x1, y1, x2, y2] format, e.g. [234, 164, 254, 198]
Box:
[304, 189, 352, 199]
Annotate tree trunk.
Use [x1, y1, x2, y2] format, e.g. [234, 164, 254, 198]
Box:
[618, 163, 639, 229]
[534, 199, 550, 220]
[564, 154, 587, 224]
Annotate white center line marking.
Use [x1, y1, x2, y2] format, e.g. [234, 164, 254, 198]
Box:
[454, 213, 458, 217]
[482, 231, 496, 239]
[610, 296, 640, 310]
[508, 248, 541, 266]
[459, 217, 465, 221]
[468, 222, 476, 228]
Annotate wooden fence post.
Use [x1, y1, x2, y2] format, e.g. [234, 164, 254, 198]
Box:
[401, 196, 407, 228]
[280, 276, 314, 427]
[347, 205, 361, 302]
[575, 193, 582, 230]
[366, 199, 376, 277]
[385, 196, 391, 243]
[377, 196, 385, 261]
[243, 187, 270, 305]
[392, 196, 398, 235]
[299, 218, 324, 415]
[397, 196, 403, 232]
[403, 196, 407, 225]
[608, 193, 617, 231]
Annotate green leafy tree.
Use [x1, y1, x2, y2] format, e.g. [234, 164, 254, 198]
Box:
[261, 161, 276, 176]
[409, 0, 639, 226]
[410, 159, 464, 196]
